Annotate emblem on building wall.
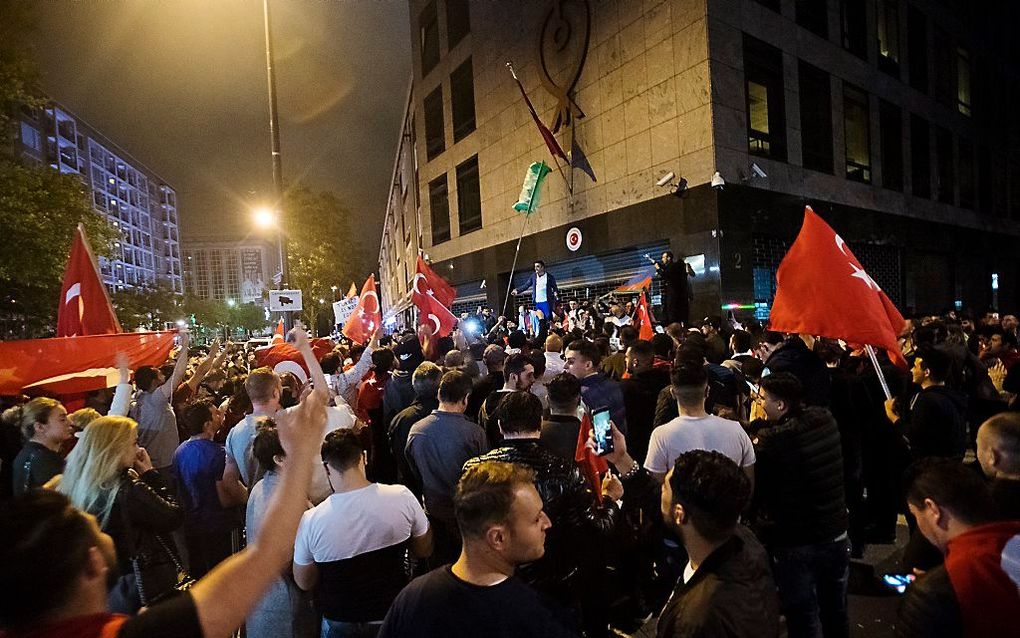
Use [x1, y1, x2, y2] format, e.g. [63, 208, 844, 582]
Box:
[538, 0, 591, 133]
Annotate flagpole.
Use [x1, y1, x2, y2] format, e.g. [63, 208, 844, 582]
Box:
[864, 344, 893, 401]
[502, 209, 532, 318]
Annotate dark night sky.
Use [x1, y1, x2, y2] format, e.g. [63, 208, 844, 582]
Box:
[32, 0, 411, 260]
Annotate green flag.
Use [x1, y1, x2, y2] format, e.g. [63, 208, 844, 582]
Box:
[512, 161, 551, 215]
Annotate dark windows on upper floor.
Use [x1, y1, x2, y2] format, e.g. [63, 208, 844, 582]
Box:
[424, 87, 445, 161]
[743, 34, 787, 161]
[956, 47, 972, 116]
[910, 114, 931, 199]
[429, 175, 450, 245]
[877, 0, 900, 77]
[843, 83, 871, 183]
[958, 138, 974, 209]
[456, 155, 481, 235]
[798, 61, 834, 174]
[934, 126, 954, 204]
[906, 5, 928, 93]
[446, 0, 470, 48]
[450, 58, 476, 143]
[796, 0, 829, 38]
[841, 0, 867, 59]
[932, 27, 955, 108]
[419, 1, 440, 77]
[879, 100, 903, 191]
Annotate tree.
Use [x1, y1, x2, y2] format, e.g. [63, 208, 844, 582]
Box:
[228, 302, 268, 336]
[111, 284, 182, 331]
[284, 187, 366, 335]
[0, 1, 117, 339]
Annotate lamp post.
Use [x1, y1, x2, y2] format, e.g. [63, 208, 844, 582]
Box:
[263, 0, 291, 330]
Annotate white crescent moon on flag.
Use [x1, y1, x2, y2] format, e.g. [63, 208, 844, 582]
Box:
[835, 234, 849, 256]
[412, 273, 428, 295]
[362, 290, 380, 313]
[428, 313, 441, 335]
[65, 282, 81, 305]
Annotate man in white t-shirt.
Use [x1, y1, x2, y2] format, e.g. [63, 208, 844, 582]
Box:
[644, 363, 755, 488]
[294, 429, 432, 635]
[512, 261, 560, 324]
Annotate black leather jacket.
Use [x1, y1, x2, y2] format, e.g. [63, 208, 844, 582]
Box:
[461, 439, 620, 594]
[104, 469, 184, 575]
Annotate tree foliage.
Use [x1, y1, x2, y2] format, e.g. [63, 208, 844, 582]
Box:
[284, 187, 366, 335]
[111, 283, 183, 331]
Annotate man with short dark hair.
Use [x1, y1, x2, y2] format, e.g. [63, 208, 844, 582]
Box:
[976, 412, 1020, 519]
[478, 353, 535, 447]
[389, 361, 443, 495]
[133, 330, 191, 470]
[898, 459, 1020, 637]
[752, 372, 849, 638]
[760, 331, 831, 407]
[512, 261, 561, 324]
[293, 429, 431, 637]
[600, 326, 638, 381]
[564, 339, 627, 434]
[885, 345, 967, 461]
[406, 371, 489, 564]
[379, 461, 577, 638]
[541, 373, 583, 460]
[467, 344, 505, 421]
[620, 339, 671, 465]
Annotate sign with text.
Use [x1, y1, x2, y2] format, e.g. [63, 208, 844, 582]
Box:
[332, 296, 359, 326]
[269, 289, 302, 312]
[240, 248, 264, 303]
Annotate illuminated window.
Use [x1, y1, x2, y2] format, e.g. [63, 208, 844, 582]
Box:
[843, 84, 871, 183]
[956, 47, 971, 116]
[744, 35, 786, 161]
[877, 0, 899, 76]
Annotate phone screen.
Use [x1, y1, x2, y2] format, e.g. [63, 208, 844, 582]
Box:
[881, 573, 915, 594]
[592, 409, 613, 456]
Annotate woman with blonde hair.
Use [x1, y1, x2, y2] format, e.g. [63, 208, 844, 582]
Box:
[57, 416, 184, 613]
[5, 397, 72, 496]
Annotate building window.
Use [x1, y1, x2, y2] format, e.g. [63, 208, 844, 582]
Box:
[19, 122, 41, 150]
[753, 0, 780, 10]
[419, 0, 440, 77]
[879, 100, 903, 191]
[446, 0, 470, 48]
[841, 0, 867, 59]
[958, 138, 974, 209]
[423, 86, 445, 160]
[956, 47, 971, 116]
[877, 0, 899, 76]
[934, 126, 954, 204]
[429, 175, 450, 244]
[795, 0, 828, 38]
[456, 156, 482, 235]
[743, 34, 786, 161]
[933, 28, 954, 107]
[798, 61, 833, 174]
[450, 58, 476, 143]
[910, 115, 930, 198]
[843, 84, 871, 183]
[977, 148, 993, 215]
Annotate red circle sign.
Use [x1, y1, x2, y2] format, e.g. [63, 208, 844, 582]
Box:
[566, 227, 582, 252]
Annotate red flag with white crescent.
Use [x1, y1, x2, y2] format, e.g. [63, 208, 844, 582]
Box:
[343, 275, 381, 344]
[574, 411, 608, 504]
[417, 290, 458, 339]
[57, 225, 121, 337]
[413, 255, 457, 307]
[636, 291, 655, 341]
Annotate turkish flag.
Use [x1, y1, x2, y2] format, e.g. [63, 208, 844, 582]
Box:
[254, 339, 333, 384]
[574, 411, 609, 504]
[413, 255, 456, 307]
[636, 291, 655, 341]
[57, 225, 121, 337]
[769, 207, 907, 369]
[343, 275, 381, 344]
[271, 318, 285, 343]
[417, 289, 458, 339]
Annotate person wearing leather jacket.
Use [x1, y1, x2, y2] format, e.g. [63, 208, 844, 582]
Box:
[461, 391, 622, 635]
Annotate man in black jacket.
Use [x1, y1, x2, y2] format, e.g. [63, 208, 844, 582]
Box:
[599, 426, 780, 637]
[382, 335, 425, 428]
[389, 362, 443, 496]
[761, 331, 831, 407]
[620, 340, 671, 465]
[885, 345, 967, 461]
[462, 391, 621, 636]
[752, 372, 850, 638]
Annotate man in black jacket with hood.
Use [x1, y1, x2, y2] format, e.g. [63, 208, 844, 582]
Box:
[383, 334, 425, 428]
[760, 331, 831, 407]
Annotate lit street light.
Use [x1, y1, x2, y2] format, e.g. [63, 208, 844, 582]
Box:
[253, 207, 277, 229]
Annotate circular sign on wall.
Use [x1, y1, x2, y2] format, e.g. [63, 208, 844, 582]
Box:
[566, 226, 583, 252]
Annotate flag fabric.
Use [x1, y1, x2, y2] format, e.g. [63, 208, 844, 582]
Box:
[346, 282, 358, 298]
[271, 318, 285, 343]
[769, 206, 908, 368]
[942, 521, 1020, 638]
[574, 411, 609, 504]
[57, 225, 121, 337]
[342, 275, 381, 345]
[254, 339, 333, 385]
[513, 162, 552, 215]
[417, 289, 458, 339]
[636, 291, 655, 340]
[414, 255, 457, 307]
[570, 136, 597, 182]
[614, 264, 658, 293]
[511, 71, 568, 162]
[0, 331, 177, 396]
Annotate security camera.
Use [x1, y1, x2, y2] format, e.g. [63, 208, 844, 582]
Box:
[656, 171, 676, 187]
[711, 171, 725, 189]
[751, 163, 767, 179]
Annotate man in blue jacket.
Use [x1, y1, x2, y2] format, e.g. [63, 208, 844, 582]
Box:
[512, 261, 560, 321]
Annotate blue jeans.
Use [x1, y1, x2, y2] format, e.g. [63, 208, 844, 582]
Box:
[321, 618, 382, 638]
[535, 300, 552, 320]
[770, 537, 851, 638]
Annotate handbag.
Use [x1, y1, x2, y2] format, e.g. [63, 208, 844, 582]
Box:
[117, 480, 196, 607]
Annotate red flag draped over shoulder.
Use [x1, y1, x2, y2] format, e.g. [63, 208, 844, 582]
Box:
[343, 275, 381, 345]
[57, 225, 121, 336]
[769, 207, 908, 368]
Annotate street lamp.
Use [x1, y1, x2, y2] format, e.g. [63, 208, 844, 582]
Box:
[262, 0, 291, 329]
[252, 207, 277, 229]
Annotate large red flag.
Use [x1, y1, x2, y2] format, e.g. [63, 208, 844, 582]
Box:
[769, 207, 907, 368]
[574, 411, 609, 504]
[635, 291, 655, 341]
[342, 275, 381, 344]
[417, 289, 458, 339]
[254, 338, 333, 384]
[57, 225, 121, 337]
[413, 255, 456, 307]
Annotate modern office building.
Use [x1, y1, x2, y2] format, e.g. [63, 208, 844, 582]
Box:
[181, 239, 277, 305]
[379, 0, 1020, 322]
[16, 102, 184, 294]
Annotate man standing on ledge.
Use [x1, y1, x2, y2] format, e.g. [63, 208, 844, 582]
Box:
[513, 261, 560, 322]
[655, 251, 694, 326]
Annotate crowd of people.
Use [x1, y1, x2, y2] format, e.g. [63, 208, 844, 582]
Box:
[1, 295, 1019, 638]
